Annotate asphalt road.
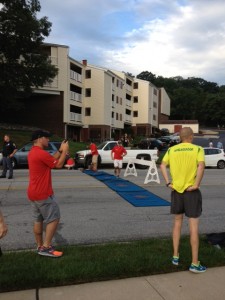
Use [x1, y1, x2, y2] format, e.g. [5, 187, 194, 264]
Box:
[0, 164, 225, 251]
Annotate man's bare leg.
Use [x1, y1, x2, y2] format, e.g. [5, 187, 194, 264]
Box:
[172, 214, 183, 257]
[189, 217, 199, 265]
[43, 219, 59, 248]
[33, 221, 43, 248]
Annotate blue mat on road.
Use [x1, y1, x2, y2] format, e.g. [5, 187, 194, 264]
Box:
[117, 191, 171, 207]
[83, 170, 170, 207]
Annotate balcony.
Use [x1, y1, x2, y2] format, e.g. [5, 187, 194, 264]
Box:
[126, 99, 132, 107]
[70, 112, 82, 122]
[70, 70, 82, 83]
[125, 114, 132, 123]
[70, 91, 82, 102]
[126, 84, 132, 92]
[43, 76, 58, 88]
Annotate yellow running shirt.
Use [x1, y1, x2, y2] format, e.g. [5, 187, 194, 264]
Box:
[162, 143, 205, 193]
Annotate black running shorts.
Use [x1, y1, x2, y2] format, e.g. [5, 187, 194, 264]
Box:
[171, 189, 202, 218]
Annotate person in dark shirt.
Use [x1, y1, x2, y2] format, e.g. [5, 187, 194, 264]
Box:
[0, 134, 17, 179]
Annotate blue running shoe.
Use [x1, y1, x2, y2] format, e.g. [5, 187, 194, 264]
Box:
[189, 262, 206, 273]
[172, 256, 179, 266]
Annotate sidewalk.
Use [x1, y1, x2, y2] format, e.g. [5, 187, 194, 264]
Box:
[1, 266, 225, 300]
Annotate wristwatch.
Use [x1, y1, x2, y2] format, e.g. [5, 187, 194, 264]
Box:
[166, 182, 171, 187]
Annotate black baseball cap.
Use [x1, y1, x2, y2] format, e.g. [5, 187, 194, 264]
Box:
[31, 130, 51, 141]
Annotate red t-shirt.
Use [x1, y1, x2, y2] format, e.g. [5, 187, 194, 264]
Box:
[27, 146, 58, 201]
[90, 143, 99, 156]
[111, 145, 127, 160]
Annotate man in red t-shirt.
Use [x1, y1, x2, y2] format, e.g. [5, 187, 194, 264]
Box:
[27, 130, 69, 258]
[89, 142, 99, 171]
[111, 140, 127, 177]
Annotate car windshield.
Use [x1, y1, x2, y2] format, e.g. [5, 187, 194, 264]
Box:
[97, 142, 107, 150]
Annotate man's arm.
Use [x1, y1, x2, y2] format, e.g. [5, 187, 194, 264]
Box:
[186, 161, 205, 191]
[0, 210, 7, 239]
[54, 141, 69, 169]
[160, 161, 171, 187]
[9, 143, 17, 158]
[111, 149, 114, 160]
[123, 148, 127, 157]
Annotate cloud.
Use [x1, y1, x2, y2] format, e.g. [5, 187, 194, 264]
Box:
[39, 0, 225, 85]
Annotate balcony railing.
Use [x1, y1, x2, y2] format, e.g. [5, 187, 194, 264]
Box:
[125, 114, 132, 122]
[43, 76, 58, 88]
[70, 91, 82, 102]
[70, 70, 82, 83]
[126, 99, 132, 107]
[70, 112, 82, 122]
[126, 84, 132, 92]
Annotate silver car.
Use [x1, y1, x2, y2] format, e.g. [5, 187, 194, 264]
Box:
[0, 141, 62, 168]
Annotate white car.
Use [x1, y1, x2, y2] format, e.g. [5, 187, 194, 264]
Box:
[204, 147, 225, 169]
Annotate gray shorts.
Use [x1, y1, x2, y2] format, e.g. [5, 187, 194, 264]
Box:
[171, 189, 202, 218]
[30, 196, 60, 224]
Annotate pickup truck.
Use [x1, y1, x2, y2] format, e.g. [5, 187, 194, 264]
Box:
[75, 141, 159, 169]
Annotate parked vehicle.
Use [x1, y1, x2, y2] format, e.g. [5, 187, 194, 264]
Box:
[75, 141, 159, 169]
[7, 141, 62, 168]
[158, 136, 172, 145]
[160, 128, 170, 136]
[204, 147, 225, 169]
[138, 138, 167, 151]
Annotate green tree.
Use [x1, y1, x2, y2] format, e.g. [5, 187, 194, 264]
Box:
[0, 0, 58, 112]
[136, 70, 224, 126]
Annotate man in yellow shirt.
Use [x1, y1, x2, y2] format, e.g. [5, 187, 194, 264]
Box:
[160, 127, 206, 273]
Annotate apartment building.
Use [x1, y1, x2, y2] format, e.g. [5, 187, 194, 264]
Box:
[82, 63, 125, 142]
[16, 43, 84, 139]
[16, 43, 170, 142]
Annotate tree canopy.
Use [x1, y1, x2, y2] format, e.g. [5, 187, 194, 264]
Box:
[0, 0, 58, 112]
[137, 71, 225, 127]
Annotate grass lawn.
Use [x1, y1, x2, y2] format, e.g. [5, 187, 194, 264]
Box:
[0, 236, 225, 292]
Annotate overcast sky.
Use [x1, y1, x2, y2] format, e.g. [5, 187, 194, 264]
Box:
[38, 0, 225, 85]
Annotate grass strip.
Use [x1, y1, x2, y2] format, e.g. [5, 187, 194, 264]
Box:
[0, 235, 225, 292]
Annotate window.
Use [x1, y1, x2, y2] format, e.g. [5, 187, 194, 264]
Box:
[133, 82, 138, 89]
[85, 70, 91, 79]
[85, 108, 91, 116]
[153, 101, 157, 108]
[116, 113, 119, 120]
[116, 96, 119, 103]
[120, 98, 122, 105]
[120, 114, 122, 121]
[153, 114, 156, 121]
[133, 111, 138, 117]
[153, 88, 158, 95]
[133, 96, 138, 103]
[85, 88, 91, 97]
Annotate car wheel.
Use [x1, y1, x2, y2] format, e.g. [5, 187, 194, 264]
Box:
[217, 160, 225, 169]
[84, 155, 92, 169]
